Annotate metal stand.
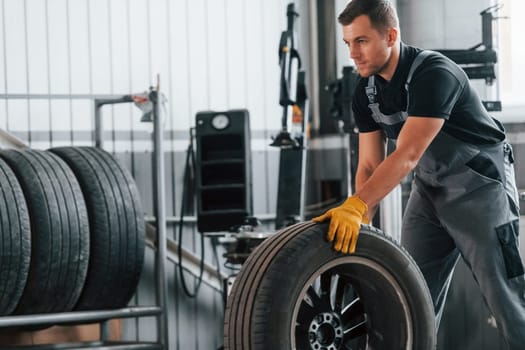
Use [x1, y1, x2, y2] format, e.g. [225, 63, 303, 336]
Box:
[0, 78, 169, 349]
[272, 4, 310, 229]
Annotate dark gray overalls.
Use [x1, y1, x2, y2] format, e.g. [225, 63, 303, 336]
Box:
[366, 51, 525, 349]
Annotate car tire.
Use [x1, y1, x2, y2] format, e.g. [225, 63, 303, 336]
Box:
[50, 147, 145, 310]
[0, 149, 90, 314]
[224, 221, 436, 350]
[0, 158, 30, 316]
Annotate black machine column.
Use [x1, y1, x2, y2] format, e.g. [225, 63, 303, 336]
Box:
[195, 109, 253, 233]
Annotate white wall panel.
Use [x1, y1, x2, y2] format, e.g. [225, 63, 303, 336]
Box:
[225, 0, 247, 109]
[49, 99, 71, 131]
[206, 0, 229, 112]
[87, 0, 110, 94]
[47, 0, 71, 93]
[0, 1, 5, 95]
[398, 0, 491, 49]
[26, 0, 49, 94]
[399, 0, 445, 47]
[0, 101, 6, 128]
[244, 1, 266, 130]
[442, 2, 487, 49]
[263, 0, 287, 133]
[71, 99, 93, 135]
[28, 99, 50, 135]
[108, 0, 131, 93]
[148, 0, 170, 93]
[68, 1, 91, 93]
[128, 0, 152, 90]
[1, 0, 294, 134]
[127, 0, 153, 137]
[4, 0, 27, 94]
[187, 0, 210, 120]
[6, 100, 28, 133]
[168, 0, 191, 131]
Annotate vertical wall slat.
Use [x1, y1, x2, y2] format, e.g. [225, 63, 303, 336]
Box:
[68, 0, 92, 147]
[3, 1, 28, 138]
[169, 0, 191, 131]
[65, 0, 73, 144]
[87, 0, 111, 93]
[0, 0, 5, 96]
[24, 0, 50, 147]
[187, 0, 209, 118]
[4, 0, 27, 94]
[46, 0, 71, 147]
[22, 0, 32, 144]
[128, 0, 152, 143]
[67, 1, 91, 95]
[0, 0, 6, 130]
[225, 0, 247, 109]
[206, 0, 228, 111]
[109, 0, 131, 154]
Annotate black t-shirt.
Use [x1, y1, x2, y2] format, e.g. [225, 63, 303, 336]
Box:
[352, 43, 505, 144]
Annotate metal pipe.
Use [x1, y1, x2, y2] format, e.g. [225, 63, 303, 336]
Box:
[94, 100, 103, 149]
[308, 0, 321, 131]
[299, 100, 309, 220]
[100, 320, 111, 341]
[151, 76, 169, 350]
[144, 213, 277, 224]
[0, 128, 29, 149]
[0, 93, 132, 100]
[0, 306, 161, 328]
[93, 96, 133, 148]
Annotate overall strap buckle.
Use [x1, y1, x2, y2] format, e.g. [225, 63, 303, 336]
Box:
[365, 76, 377, 104]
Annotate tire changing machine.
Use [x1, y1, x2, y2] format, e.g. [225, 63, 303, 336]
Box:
[218, 3, 309, 300]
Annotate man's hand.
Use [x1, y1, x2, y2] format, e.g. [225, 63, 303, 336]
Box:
[312, 195, 368, 254]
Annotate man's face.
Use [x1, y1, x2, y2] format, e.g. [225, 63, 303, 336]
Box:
[342, 15, 394, 78]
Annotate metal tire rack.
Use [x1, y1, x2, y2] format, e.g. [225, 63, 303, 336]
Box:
[0, 81, 169, 350]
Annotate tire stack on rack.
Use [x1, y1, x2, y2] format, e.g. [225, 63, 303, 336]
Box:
[0, 147, 145, 318]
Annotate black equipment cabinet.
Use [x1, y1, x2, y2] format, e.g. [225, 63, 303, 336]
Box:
[195, 109, 253, 233]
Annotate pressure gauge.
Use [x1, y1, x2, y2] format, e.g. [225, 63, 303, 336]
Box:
[211, 114, 230, 130]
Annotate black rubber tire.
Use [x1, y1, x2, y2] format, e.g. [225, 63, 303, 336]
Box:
[0, 149, 90, 315]
[0, 158, 31, 316]
[224, 222, 436, 350]
[50, 147, 145, 310]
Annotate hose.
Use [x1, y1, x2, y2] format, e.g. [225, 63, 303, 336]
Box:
[178, 128, 205, 298]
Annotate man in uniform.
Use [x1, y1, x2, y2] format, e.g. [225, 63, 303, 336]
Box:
[313, 0, 525, 348]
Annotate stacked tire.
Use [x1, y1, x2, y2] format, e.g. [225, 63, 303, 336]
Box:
[0, 147, 145, 317]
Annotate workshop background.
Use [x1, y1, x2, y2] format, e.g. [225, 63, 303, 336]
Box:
[0, 0, 523, 349]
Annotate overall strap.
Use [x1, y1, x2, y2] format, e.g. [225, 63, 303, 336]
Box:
[364, 50, 434, 131]
[405, 50, 433, 90]
[365, 75, 377, 104]
[365, 50, 434, 104]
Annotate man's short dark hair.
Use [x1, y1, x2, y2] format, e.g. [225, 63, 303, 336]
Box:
[338, 0, 399, 34]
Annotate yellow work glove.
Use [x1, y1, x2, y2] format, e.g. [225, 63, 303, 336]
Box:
[312, 195, 368, 254]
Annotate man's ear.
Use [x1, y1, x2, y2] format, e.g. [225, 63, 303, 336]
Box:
[386, 27, 398, 47]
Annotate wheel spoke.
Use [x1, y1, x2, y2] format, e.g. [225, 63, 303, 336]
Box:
[342, 319, 368, 341]
[341, 297, 365, 326]
[334, 274, 351, 313]
[305, 286, 322, 308]
[294, 326, 311, 350]
[320, 270, 333, 309]
[296, 299, 317, 324]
